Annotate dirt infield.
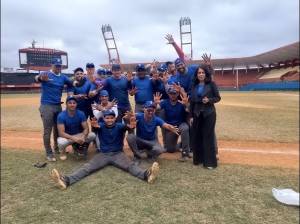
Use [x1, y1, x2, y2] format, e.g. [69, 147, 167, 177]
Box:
[1, 130, 298, 169]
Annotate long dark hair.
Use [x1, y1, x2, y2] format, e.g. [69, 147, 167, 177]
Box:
[192, 64, 212, 88]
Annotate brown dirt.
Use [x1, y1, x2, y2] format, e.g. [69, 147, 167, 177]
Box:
[1, 130, 298, 169]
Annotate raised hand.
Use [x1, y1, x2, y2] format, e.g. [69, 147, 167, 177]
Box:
[202, 96, 209, 104]
[90, 117, 100, 128]
[128, 87, 138, 96]
[165, 34, 175, 44]
[127, 115, 137, 129]
[153, 92, 162, 105]
[151, 71, 159, 81]
[178, 91, 189, 106]
[39, 73, 49, 81]
[202, 53, 212, 66]
[172, 83, 182, 93]
[126, 71, 133, 81]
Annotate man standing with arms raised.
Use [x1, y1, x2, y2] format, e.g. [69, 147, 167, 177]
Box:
[34, 58, 73, 161]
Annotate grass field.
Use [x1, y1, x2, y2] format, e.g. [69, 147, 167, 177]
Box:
[1, 91, 299, 223]
[1, 91, 299, 142]
[1, 149, 299, 224]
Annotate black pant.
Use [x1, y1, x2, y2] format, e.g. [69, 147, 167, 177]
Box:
[191, 112, 217, 168]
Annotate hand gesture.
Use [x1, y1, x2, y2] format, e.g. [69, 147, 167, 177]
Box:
[165, 34, 175, 44]
[172, 83, 182, 93]
[169, 125, 180, 136]
[128, 87, 138, 96]
[151, 71, 159, 81]
[202, 96, 209, 104]
[127, 115, 137, 129]
[153, 92, 162, 105]
[39, 73, 49, 82]
[178, 91, 189, 106]
[160, 72, 169, 84]
[107, 99, 118, 108]
[90, 117, 100, 128]
[202, 53, 212, 67]
[123, 110, 133, 121]
[126, 71, 133, 81]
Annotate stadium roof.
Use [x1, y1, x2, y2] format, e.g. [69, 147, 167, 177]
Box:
[191, 42, 299, 69]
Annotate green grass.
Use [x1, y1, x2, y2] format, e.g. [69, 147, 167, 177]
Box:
[1, 91, 299, 142]
[1, 149, 299, 224]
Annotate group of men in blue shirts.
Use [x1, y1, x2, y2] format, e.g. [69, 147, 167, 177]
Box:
[35, 55, 202, 189]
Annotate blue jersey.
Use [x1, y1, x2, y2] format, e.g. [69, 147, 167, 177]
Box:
[132, 76, 155, 104]
[97, 122, 127, 153]
[136, 113, 165, 141]
[67, 78, 92, 112]
[160, 100, 187, 126]
[40, 71, 73, 105]
[57, 110, 86, 135]
[168, 65, 198, 94]
[104, 76, 132, 109]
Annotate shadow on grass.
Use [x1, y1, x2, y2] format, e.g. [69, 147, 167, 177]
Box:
[1, 149, 299, 224]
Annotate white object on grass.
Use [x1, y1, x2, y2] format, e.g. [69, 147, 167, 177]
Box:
[272, 188, 299, 206]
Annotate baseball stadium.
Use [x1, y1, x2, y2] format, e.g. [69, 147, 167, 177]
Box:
[1, 8, 300, 224]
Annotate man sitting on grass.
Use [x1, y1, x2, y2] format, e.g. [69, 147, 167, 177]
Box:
[51, 109, 160, 190]
[57, 96, 96, 160]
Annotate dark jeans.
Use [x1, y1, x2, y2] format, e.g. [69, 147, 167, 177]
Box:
[67, 151, 146, 185]
[39, 104, 62, 156]
[191, 112, 217, 168]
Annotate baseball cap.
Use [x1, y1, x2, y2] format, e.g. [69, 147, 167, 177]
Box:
[51, 58, 62, 66]
[143, 101, 156, 108]
[158, 64, 167, 73]
[136, 64, 146, 72]
[66, 96, 77, 103]
[167, 87, 178, 94]
[111, 64, 121, 71]
[100, 90, 109, 97]
[86, 63, 95, 68]
[106, 69, 112, 76]
[103, 109, 116, 117]
[74, 67, 84, 73]
[174, 58, 184, 67]
[97, 68, 106, 75]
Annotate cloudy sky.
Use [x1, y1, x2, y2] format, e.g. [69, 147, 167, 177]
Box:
[1, 0, 299, 72]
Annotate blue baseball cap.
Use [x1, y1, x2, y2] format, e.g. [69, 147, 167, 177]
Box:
[100, 90, 109, 97]
[74, 67, 84, 73]
[86, 63, 95, 68]
[66, 96, 77, 103]
[103, 109, 116, 117]
[111, 64, 121, 71]
[143, 101, 156, 108]
[158, 64, 167, 72]
[136, 64, 146, 72]
[167, 87, 178, 94]
[97, 68, 106, 75]
[174, 58, 184, 67]
[51, 58, 62, 66]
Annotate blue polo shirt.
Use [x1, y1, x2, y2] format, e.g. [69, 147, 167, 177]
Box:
[160, 100, 186, 126]
[67, 78, 92, 112]
[168, 64, 198, 94]
[97, 122, 126, 153]
[132, 76, 154, 104]
[136, 113, 165, 141]
[40, 71, 73, 105]
[57, 110, 86, 135]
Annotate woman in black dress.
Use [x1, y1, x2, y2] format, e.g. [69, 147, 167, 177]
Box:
[190, 64, 221, 169]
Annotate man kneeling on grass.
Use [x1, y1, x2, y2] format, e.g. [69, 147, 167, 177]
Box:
[57, 96, 96, 160]
[51, 109, 159, 189]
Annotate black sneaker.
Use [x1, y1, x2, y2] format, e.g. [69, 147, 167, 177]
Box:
[50, 169, 68, 190]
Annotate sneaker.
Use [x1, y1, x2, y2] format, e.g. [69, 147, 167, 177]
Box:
[188, 152, 193, 158]
[50, 169, 67, 190]
[205, 166, 216, 170]
[59, 152, 67, 161]
[178, 156, 188, 162]
[46, 155, 56, 162]
[147, 162, 160, 184]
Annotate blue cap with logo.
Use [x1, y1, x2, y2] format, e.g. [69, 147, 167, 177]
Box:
[66, 95, 77, 103]
[100, 90, 109, 97]
[136, 64, 146, 72]
[51, 58, 62, 66]
[158, 64, 167, 72]
[143, 101, 156, 108]
[97, 68, 106, 75]
[103, 109, 116, 117]
[174, 58, 184, 67]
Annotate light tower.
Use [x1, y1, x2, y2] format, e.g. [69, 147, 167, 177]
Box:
[179, 17, 193, 60]
[101, 24, 120, 64]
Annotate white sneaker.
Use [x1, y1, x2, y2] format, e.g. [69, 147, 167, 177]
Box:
[147, 162, 160, 184]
